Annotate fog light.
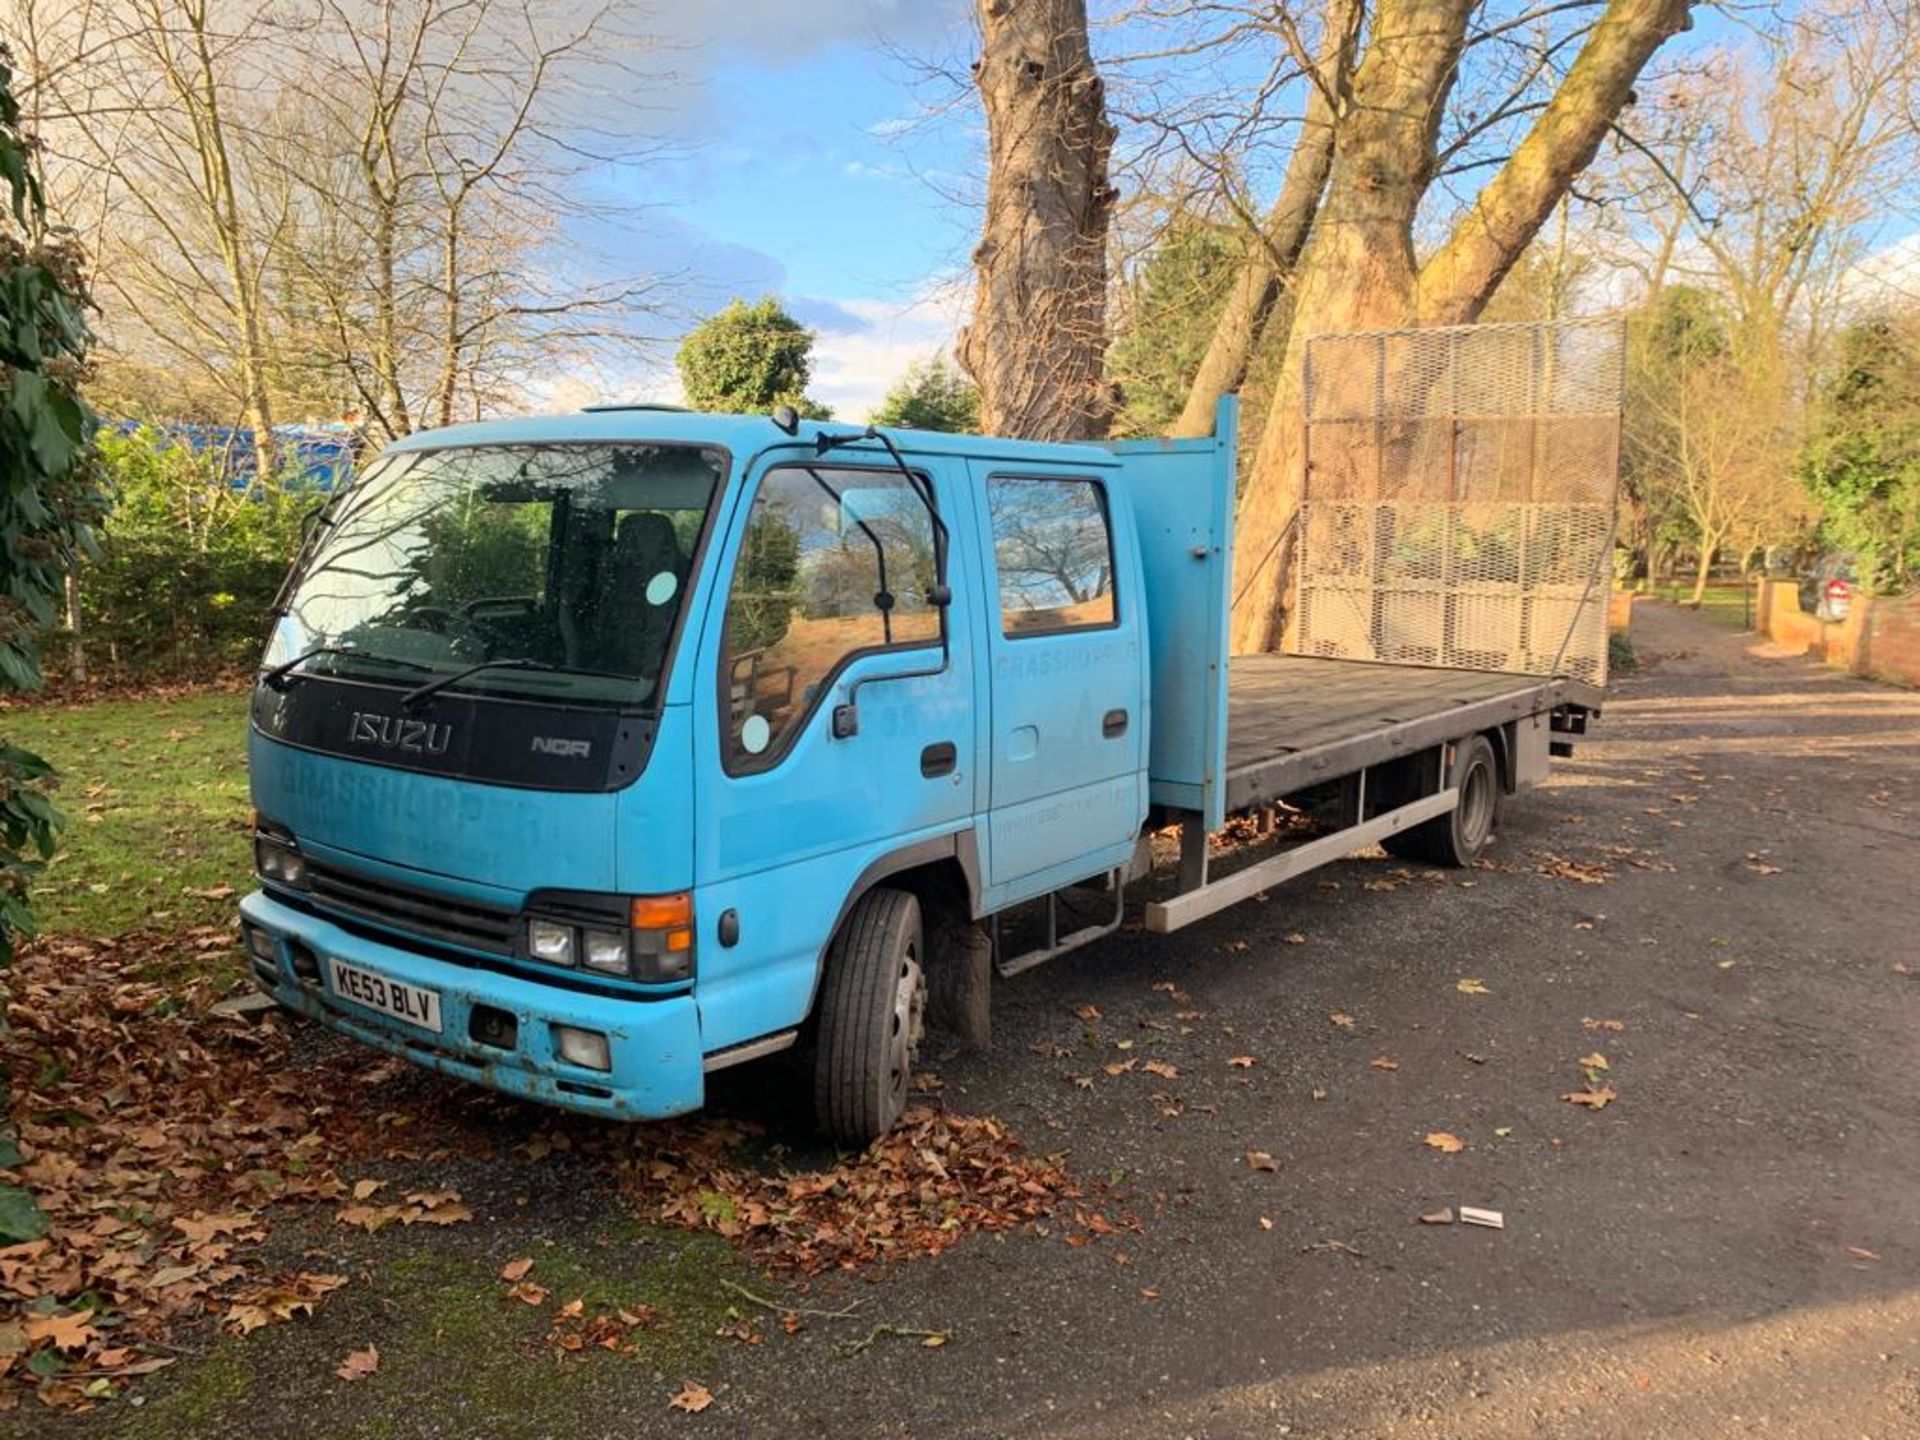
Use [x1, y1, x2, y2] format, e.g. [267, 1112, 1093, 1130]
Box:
[529, 920, 575, 967]
[470, 1005, 518, 1051]
[551, 1025, 611, 1072]
[245, 926, 278, 963]
[581, 927, 630, 976]
[286, 941, 321, 981]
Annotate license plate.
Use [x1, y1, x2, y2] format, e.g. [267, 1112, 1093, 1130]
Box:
[328, 958, 443, 1034]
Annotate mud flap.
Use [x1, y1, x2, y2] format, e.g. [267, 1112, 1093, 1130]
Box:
[925, 913, 991, 1052]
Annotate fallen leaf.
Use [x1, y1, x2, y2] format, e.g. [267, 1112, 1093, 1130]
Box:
[1582, 1018, 1624, 1032]
[1310, 1087, 1329, 1102]
[669, 1379, 713, 1413]
[500, 1257, 535, 1283]
[1560, 1086, 1618, 1110]
[1141, 1060, 1179, 1080]
[1227, 1055, 1257, 1069]
[1139, 1288, 1160, 1300]
[1258, 1217, 1274, 1231]
[921, 1333, 948, 1347]
[1244, 1149, 1279, 1173]
[508, 1281, 550, 1306]
[24, 1310, 96, 1353]
[351, 1179, 386, 1202]
[1369, 1056, 1400, 1072]
[1425, 1132, 1465, 1154]
[1073, 1004, 1101, 1022]
[1456, 979, 1490, 995]
[336, 1344, 379, 1382]
[1283, 933, 1308, 946]
[1328, 1012, 1355, 1030]
[1846, 1246, 1880, 1262]
[1579, 1052, 1610, 1070]
[1419, 1208, 1455, 1225]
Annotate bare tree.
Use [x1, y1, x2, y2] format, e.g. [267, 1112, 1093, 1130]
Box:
[10, 0, 679, 447]
[1169, 0, 1361, 438]
[1221, 0, 1694, 653]
[958, 0, 1118, 440]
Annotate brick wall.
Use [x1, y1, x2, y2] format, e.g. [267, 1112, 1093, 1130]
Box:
[1754, 579, 1920, 687]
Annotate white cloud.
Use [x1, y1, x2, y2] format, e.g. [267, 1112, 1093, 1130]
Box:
[1846, 231, 1920, 308]
[518, 265, 971, 423]
[807, 278, 970, 420]
[651, 1, 969, 62]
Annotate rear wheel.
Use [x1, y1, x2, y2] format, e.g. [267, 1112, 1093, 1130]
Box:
[1381, 734, 1501, 867]
[812, 888, 926, 1145]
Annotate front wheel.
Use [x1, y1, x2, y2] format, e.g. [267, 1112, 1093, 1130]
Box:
[812, 888, 926, 1145]
[1382, 734, 1502, 867]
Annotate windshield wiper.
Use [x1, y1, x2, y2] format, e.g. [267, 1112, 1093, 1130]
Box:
[263, 645, 433, 690]
[399, 657, 636, 711]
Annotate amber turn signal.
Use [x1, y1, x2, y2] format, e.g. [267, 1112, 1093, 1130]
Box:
[630, 893, 692, 930]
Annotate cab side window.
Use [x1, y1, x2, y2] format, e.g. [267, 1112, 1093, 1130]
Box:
[988, 477, 1117, 636]
[721, 465, 940, 770]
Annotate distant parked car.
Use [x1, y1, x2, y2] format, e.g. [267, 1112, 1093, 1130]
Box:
[1799, 552, 1859, 623]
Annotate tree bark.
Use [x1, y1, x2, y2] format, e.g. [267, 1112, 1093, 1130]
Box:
[1228, 0, 1696, 654]
[1414, 0, 1695, 323]
[1171, 0, 1361, 440]
[1228, 0, 1475, 653]
[958, 0, 1117, 441]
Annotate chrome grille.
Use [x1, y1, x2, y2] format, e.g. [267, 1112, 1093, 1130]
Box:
[306, 860, 517, 956]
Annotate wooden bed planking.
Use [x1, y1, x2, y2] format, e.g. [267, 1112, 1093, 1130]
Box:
[1221, 655, 1586, 811]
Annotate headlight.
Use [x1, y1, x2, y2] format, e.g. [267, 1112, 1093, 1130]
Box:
[581, 927, 630, 975]
[254, 832, 310, 891]
[528, 919, 575, 966]
[518, 893, 695, 985]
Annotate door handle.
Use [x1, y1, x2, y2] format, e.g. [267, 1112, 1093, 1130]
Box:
[920, 741, 958, 779]
[1102, 709, 1129, 739]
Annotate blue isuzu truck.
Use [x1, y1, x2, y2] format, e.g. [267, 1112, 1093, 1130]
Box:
[241, 320, 1617, 1142]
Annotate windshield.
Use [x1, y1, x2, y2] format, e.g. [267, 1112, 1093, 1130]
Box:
[268, 443, 725, 706]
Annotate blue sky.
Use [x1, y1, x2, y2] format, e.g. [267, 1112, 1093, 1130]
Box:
[551, 1, 1916, 419]
[561, 1, 979, 418]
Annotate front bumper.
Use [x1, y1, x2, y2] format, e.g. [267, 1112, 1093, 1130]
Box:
[238, 891, 705, 1120]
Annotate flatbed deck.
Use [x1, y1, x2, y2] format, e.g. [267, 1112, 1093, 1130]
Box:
[1223, 655, 1601, 814]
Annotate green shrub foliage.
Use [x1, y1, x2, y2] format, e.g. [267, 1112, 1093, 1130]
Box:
[1, 48, 110, 963]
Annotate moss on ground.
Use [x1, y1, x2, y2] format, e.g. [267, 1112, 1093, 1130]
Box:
[96, 1219, 751, 1440]
[112, 1345, 255, 1440]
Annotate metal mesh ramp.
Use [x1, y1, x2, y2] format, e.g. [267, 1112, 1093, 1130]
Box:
[1293, 317, 1624, 688]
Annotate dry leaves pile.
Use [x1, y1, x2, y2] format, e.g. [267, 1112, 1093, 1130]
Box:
[1, 935, 1081, 1408]
[610, 1109, 1077, 1274]
[0, 934, 389, 1409]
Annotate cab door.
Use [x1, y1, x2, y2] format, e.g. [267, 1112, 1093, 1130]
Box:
[687, 451, 978, 1053]
[972, 465, 1146, 903]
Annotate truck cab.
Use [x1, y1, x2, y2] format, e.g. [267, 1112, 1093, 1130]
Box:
[241, 406, 1168, 1141]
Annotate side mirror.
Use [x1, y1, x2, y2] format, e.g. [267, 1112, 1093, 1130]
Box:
[831, 702, 859, 739]
[771, 405, 800, 436]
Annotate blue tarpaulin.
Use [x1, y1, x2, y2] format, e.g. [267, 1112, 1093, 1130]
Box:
[109, 421, 361, 491]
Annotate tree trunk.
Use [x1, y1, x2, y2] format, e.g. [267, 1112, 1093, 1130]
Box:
[1690, 529, 1719, 606]
[957, 0, 1117, 441]
[64, 572, 87, 685]
[434, 209, 462, 430]
[1228, 0, 1696, 654]
[1227, 0, 1475, 654]
[1171, 0, 1360, 440]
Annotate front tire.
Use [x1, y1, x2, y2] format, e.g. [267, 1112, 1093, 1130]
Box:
[813, 888, 926, 1145]
[1382, 734, 1501, 867]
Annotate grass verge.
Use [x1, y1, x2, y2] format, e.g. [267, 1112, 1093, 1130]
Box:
[2, 688, 252, 935]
